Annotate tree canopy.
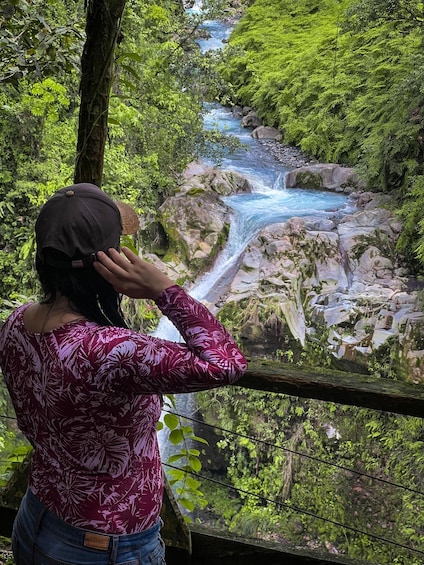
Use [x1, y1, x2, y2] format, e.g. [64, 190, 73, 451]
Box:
[0, 0, 222, 300]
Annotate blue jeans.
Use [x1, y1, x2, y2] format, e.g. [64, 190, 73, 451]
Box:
[12, 489, 166, 564]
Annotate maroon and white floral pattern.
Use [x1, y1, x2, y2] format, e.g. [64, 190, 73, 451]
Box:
[0, 285, 247, 534]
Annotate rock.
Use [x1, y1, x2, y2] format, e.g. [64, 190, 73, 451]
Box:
[231, 105, 244, 118]
[372, 328, 397, 348]
[285, 163, 364, 192]
[241, 110, 262, 128]
[259, 140, 317, 168]
[251, 125, 282, 140]
[151, 161, 423, 382]
[280, 300, 306, 345]
[303, 217, 336, 231]
[180, 164, 252, 196]
[157, 191, 229, 270]
[225, 189, 423, 379]
[153, 169, 252, 272]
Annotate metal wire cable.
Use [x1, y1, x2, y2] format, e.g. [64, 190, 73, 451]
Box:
[1, 410, 423, 555]
[164, 462, 424, 558]
[163, 408, 424, 497]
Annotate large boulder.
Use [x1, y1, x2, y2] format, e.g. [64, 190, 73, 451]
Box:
[251, 125, 282, 140]
[223, 192, 424, 381]
[285, 163, 365, 192]
[154, 166, 253, 275]
[180, 162, 252, 196]
[241, 110, 262, 128]
[157, 191, 229, 269]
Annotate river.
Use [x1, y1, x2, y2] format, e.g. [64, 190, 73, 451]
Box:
[157, 6, 353, 460]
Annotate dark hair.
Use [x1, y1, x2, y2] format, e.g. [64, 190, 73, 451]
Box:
[36, 249, 128, 328]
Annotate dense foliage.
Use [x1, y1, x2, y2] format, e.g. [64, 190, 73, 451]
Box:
[0, 0, 228, 505]
[0, 0, 231, 301]
[220, 0, 424, 269]
[196, 387, 424, 563]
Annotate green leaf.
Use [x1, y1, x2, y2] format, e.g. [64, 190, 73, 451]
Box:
[179, 497, 195, 512]
[167, 453, 186, 463]
[169, 428, 184, 445]
[120, 235, 138, 254]
[167, 469, 185, 482]
[117, 51, 143, 64]
[188, 456, 202, 472]
[191, 435, 209, 445]
[121, 63, 141, 81]
[108, 116, 121, 125]
[164, 413, 179, 430]
[118, 77, 137, 90]
[185, 476, 200, 489]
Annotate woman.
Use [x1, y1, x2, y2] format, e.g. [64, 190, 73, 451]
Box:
[0, 183, 247, 564]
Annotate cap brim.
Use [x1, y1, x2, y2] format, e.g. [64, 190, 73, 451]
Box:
[115, 201, 140, 235]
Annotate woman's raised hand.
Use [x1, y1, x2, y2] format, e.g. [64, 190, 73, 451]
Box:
[94, 247, 174, 300]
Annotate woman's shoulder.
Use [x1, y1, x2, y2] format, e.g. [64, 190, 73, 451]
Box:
[78, 323, 154, 369]
[0, 303, 33, 359]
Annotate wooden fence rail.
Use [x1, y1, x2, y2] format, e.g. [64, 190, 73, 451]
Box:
[238, 360, 424, 417]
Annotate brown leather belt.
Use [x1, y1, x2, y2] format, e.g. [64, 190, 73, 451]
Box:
[83, 531, 111, 551]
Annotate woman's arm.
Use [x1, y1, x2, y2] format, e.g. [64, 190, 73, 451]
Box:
[93, 247, 247, 394]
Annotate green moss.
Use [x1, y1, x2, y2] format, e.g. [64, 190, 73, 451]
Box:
[294, 171, 323, 189]
[367, 336, 402, 380]
[186, 186, 206, 196]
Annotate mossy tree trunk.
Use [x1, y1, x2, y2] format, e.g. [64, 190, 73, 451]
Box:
[74, 0, 127, 187]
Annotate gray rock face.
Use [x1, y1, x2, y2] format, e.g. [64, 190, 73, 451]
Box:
[241, 110, 263, 128]
[158, 192, 228, 266]
[147, 163, 424, 382]
[224, 190, 423, 381]
[251, 125, 282, 140]
[152, 163, 253, 276]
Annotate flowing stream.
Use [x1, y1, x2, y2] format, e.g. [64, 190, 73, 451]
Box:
[157, 8, 353, 459]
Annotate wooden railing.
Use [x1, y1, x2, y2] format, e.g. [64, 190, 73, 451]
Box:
[239, 360, 424, 417]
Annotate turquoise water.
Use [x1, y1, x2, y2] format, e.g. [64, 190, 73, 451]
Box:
[157, 9, 353, 320]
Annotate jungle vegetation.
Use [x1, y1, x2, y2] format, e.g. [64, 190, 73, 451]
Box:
[220, 0, 424, 270]
[0, 0, 424, 564]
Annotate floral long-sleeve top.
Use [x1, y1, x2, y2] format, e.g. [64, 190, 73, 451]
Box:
[0, 285, 247, 534]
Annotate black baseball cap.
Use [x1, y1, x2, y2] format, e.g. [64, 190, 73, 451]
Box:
[35, 183, 139, 268]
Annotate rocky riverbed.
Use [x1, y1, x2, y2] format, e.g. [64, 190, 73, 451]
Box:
[144, 159, 424, 382]
[258, 139, 318, 169]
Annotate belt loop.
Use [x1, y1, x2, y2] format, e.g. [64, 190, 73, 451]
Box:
[109, 535, 119, 565]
